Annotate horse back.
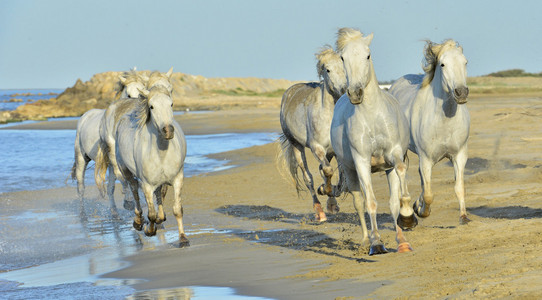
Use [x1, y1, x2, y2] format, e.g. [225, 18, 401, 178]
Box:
[389, 74, 422, 115]
[280, 81, 322, 146]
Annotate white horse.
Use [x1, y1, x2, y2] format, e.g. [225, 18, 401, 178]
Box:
[330, 28, 415, 255]
[118, 67, 149, 99]
[279, 45, 347, 222]
[71, 70, 146, 215]
[389, 40, 471, 224]
[97, 86, 189, 246]
[147, 67, 174, 93]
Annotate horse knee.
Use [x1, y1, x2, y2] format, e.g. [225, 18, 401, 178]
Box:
[319, 164, 334, 178]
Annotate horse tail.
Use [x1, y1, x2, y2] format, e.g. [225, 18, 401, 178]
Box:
[94, 140, 110, 198]
[276, 134, 303, 195]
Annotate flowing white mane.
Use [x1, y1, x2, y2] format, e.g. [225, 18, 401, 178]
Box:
[422, 39, 463, 87]
[336, 27, 364, 52]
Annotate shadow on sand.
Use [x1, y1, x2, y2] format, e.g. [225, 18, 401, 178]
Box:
[468, 205, 542, 220]
[215, 205, 401, 262]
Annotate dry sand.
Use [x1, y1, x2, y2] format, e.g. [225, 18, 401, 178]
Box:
[4, 96, 542, 299]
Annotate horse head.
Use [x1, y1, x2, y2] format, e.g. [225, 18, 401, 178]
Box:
[336, 28, 373, 105]
[316, 45, 347, 100]
[119, 69, 148, 99]
[138, 86, 175, 140]
[148, 67, 174, 95]
[424, 40, 469, 104]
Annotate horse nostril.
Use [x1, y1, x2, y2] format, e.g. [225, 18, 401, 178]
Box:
[162, 125, 175, 139]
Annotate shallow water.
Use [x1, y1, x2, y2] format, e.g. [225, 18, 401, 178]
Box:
[0, 130, 276, 193]
[0, 129, 278, 299]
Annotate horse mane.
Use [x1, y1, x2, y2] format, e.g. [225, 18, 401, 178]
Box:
[134, 85, 171, 128]
[336, 27, 363, 52]
[148, 71, 170, 88]
[315, 45, 339, 78]
[421, 39, 463, 87]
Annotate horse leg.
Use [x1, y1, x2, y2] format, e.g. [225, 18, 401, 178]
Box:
[341, 166, 368, 247]
[312, 146, 340, 213]
[75, 152, 89, 217]
[121, 180, 135, 210]
[172, 171, 189, 247]
[106, 166, 120, 219]
[393, 156, 417, 229]
[453, 147, 470, 224]
[142, 183, 157, 237]
[386, 169, 413, 253]
[293, 145, 326, 222]
[353, 155, 387, 255]
[154, 185, 167, 224]
[126, 174, 144, 231]
[414, 155, 434, 218]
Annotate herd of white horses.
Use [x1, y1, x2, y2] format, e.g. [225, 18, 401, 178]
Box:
[72, 27, 470, 255]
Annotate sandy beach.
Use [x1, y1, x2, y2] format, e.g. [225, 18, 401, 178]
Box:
[2, 95, 542, 299]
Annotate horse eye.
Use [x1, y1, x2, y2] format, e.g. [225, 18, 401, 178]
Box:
[150, 105, 154, 110]
[340, 56, 344, 62]
[367, 54, 370, 60]
[326, 69, 331, 73]
[441, 63, 445, 67]
[171, 103, 173, 107]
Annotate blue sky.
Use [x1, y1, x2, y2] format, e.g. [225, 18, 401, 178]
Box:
[1, 0, 540, 89]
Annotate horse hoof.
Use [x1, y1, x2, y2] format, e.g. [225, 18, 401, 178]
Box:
[397, 213, 418, 230]
[144, 225, 157, 237]
[459, 215, 471, 225]
[413, 201, 431, 218]
[369, 244, 388, 256]
[326, 198, 340, 214]
[327, 203, 340, 214]
[317, 185, 325, 195]
[155, 216, 166, 224]
[133, 221, 143, 231]
[314, 203, 327, 222]
[123, 200, 135, 211]
[397, 242, 413, 253]
[178, 234, 190, 248]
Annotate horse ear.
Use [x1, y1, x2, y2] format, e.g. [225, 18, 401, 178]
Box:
[166, 67, 173, 78]
[365, 33, 374, 45]
[119, 76, 127, 84]
[138, 87, 150, 98]
[131, 66, 137, 72]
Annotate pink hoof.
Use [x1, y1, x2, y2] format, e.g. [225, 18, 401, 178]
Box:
[397, 242, 413, 253]
[314, 203, 327, 222]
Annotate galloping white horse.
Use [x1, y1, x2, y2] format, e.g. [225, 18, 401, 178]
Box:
[71, 70, 146, 215]
[279, 46, 347, 222]
[330, 28, 415, 255]
[389, 40, 471, 224]
[104, 85, 188, 246]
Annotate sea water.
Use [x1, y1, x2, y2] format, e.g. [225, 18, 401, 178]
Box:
[0, 127, 277, 299]
[0, 130, 276, 193]
[0, 89, 62, 111]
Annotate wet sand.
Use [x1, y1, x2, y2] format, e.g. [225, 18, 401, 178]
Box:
[3, 96, 542, 299]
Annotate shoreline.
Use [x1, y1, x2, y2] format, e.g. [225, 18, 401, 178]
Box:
[2, 98, 542, 298]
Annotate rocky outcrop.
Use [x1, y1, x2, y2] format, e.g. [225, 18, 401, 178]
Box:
[4, 71, 299, 122]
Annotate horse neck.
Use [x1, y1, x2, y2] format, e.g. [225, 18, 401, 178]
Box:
[141, 120, 171, 152]
[320, 81, 337, 107]
[361, 61, 382, 104]
[428, 70, 459, 118]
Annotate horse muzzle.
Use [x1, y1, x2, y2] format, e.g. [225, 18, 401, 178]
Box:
[347, 88, 364, 105]
[454, 86, 469, 104]
[162, 125, 175, 140]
